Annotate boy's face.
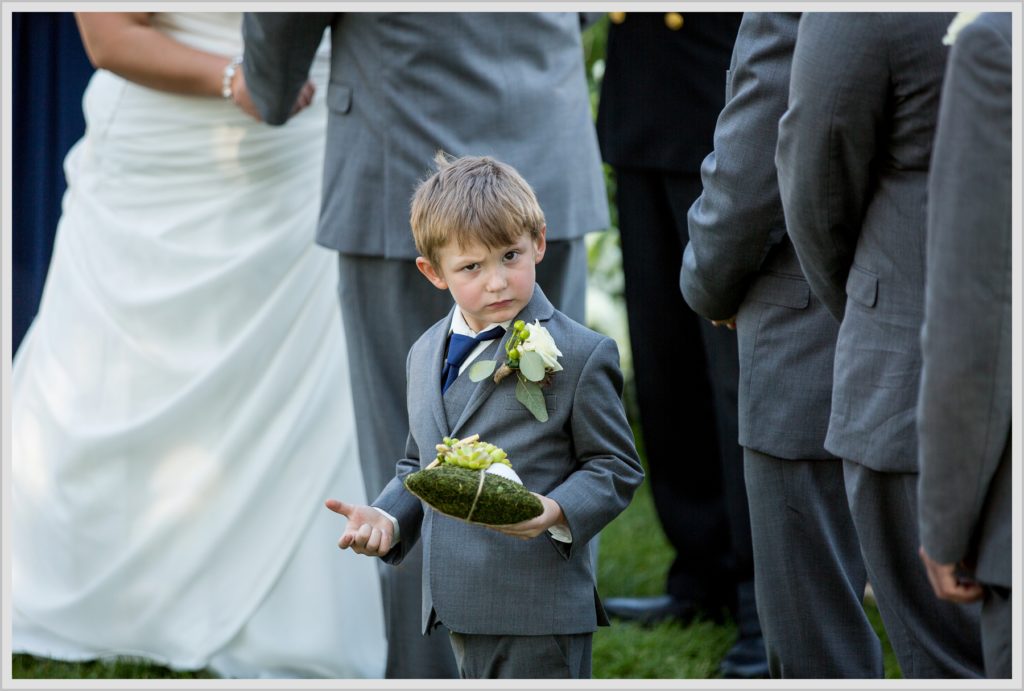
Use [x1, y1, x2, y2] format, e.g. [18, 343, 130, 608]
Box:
[416, 227, 546, 332]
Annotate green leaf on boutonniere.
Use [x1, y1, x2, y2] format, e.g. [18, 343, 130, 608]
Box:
[519, 351, 546, 382]
[516, 377, 548, 422]
[468, 359, 497, 382]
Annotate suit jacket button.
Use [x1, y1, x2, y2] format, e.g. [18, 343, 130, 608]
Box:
[609, 12, 626, 24]
[664, 12, 684, 30]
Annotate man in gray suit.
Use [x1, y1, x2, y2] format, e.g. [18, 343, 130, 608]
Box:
[240, 13, 607, 678]
[917, 12, 1012, 679]
[777, 13, 984, 677]
[681, 13, 882, 678]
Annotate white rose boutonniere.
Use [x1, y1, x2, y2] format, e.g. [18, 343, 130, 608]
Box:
[467, 319, 562, 422]
[518, 320, 563, 373]
[943, 12, 981, 46]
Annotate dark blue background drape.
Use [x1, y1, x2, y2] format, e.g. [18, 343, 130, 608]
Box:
[12, 12, 94, 355]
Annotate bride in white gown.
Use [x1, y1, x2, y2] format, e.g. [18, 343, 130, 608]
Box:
[11, 12, 386, 678]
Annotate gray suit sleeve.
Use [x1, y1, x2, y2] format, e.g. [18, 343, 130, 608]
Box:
[373, 431, 427, 565]
[776, 13, 889, 321]
[242, 12, 332, 125]
[681, 13, 798, 320]
[373, 349, 426, 564]
[917, 14, 1013, 566]
[547, 337, 644, 560]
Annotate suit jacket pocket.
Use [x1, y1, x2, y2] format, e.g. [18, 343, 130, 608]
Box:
[327, 84, 353, 114]
[504, 392, 558, 413]
[747, 273, 809, 309]
[846, 265, 878, 308]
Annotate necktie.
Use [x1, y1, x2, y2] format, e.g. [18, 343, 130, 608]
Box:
[441, 325, 505, 394]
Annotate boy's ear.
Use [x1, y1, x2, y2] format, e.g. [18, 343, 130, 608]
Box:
[533, 224, 547, 264]
[415, 256, 449, 290]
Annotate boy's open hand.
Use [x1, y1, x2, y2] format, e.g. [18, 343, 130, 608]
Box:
[324, 499, 394, 557]
[488, 493, 566, 540]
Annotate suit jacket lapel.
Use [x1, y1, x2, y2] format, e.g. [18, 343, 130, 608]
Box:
[428, 308, 455, 439]
[450, 285, 556, 437]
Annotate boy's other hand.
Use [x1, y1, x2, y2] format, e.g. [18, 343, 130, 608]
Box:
[325, 499, 394, 557]
[488, 493, 566, 540]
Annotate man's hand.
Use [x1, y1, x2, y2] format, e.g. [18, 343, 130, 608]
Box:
[232, 71, 315, 121]
[325, 499, 394, 557]
[488, 493, 566, 540]
[918, 545, 984, 603]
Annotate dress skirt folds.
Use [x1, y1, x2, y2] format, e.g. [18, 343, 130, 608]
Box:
[11, 13, 386, 678]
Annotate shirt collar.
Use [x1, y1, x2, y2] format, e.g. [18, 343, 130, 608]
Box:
[450, 309, 511, 338]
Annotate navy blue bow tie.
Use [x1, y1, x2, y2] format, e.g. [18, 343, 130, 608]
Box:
[441, 325, 505, 394]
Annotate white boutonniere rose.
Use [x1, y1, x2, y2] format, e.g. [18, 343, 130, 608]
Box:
[518, 319, 563, 373]
[943, 12, 980, 46]
[467, 319, 562, 422]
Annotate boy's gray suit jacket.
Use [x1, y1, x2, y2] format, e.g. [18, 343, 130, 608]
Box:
[241, 12, 608, 260]
[917, 13, 1012, 588]
[373, 286, 644, 635]
[776, 13, 953, 471]
[681, 12, 838, 461]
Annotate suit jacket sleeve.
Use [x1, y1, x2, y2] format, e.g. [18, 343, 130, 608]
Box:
[776, 13, 889, 321]
[372, 430, 427, 565]
[917, 14, 1013, 566]
[371, 349, 426, 565]
[546, 337, 644, 560]
[681, 13, 799, 320]
[241, 12, 333, 125]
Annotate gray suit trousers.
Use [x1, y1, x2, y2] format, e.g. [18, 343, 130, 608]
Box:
[981, 585, 1011, 678]
[335, 239, 586, 678]
[448, 631, 592, 679]
[744, 449, 881, 678]
[338, 254, 457, 678]
[842, 462, 984, 678]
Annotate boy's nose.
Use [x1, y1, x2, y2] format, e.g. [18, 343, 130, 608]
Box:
[485, 268, 508, 291]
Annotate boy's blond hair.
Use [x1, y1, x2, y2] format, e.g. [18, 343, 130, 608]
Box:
[410, 152, 546, 271]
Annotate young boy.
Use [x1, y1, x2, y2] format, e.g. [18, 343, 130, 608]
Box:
[326, 154, 644, 679]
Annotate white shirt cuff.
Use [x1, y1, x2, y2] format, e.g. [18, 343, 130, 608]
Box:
[547, 523, 573, 543]
[372, 507, 401, 544]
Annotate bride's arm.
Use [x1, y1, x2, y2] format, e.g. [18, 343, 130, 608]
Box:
[75, 13, 229, 97]
[74, 13, 314, 119]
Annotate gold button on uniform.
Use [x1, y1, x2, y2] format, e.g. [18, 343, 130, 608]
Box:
[664, 12, 684, 30]
[609, 12, 626, 24]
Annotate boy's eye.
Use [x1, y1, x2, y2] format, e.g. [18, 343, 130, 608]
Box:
[461, 262, 480, 272]
[503, 250, 520, 262]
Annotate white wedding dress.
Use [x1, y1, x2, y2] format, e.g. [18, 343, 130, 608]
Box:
[11, 13, 386, 679]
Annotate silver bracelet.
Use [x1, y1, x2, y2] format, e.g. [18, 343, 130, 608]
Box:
[221, 55, 243, 99]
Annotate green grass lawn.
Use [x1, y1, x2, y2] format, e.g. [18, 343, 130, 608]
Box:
[593, 475, 902, 679]
[12, 470, 901, 680]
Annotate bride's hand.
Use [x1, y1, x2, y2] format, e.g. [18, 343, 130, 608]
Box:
[229, 68, 261, 120]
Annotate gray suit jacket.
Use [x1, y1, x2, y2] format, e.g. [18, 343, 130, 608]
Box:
[681, 12, 837, 461]
[241, 13, 608, 259]
[372, 286, 643, 635]
[917, 13, 1011, 588]
[777, 13, 953, 471]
